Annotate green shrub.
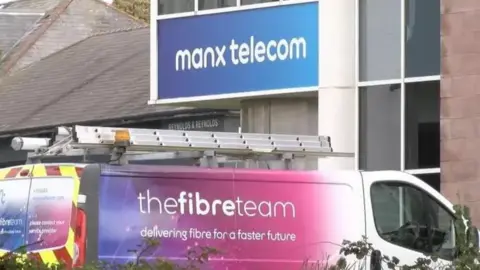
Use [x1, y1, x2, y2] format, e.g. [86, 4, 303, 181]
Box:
[332, 204, 480, 270]
[113, 0, 149, 23]
[0, 239, 218, 270]
[1, 204, 479, 269]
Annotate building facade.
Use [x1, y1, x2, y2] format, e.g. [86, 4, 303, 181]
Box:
[358, 0, 440, 189]
[153, 0, 441, 187]
[150, 0, 480, 236]
[151, 0, 480, 224]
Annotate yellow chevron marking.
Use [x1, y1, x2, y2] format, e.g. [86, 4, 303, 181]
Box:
[0, 169, 9, 180]
[66, 228, 75, 258]
[39, 250, 57, 265]
[31, 165, 47, 177]
[59, 165, 80, 206]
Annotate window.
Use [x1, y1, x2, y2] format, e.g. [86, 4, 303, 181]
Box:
[371, 182, 456, 260]
[359, 84, 401, 170]
[241, 0, 278, 5]
[158, 0, 194, 15]
[405, 0, 440, 77]
[359, 0, 401, 81]
[199, 0, 236, 10]
[405, 81, 440, 169]
[356, 0, 440, 179]
[415, 173, 440, 192]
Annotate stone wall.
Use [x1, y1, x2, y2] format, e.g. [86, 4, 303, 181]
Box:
[441, 0, 480, 224]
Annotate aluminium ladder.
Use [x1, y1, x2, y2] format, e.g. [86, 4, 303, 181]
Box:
[11, 125, 353, 170]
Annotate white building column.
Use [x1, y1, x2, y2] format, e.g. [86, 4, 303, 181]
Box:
[317, 0, 356, 170]
[240, 0, 356, 171]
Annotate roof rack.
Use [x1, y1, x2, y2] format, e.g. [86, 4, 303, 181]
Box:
[11, 125, 353, 170]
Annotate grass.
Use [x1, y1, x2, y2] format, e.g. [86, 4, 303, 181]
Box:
[113, 0, 149, 23]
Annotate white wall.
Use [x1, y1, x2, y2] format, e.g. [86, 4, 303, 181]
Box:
[241, 98, 319, 170]
[317, 0, 356, 170]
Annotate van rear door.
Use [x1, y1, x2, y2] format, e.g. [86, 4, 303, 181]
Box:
[0, 165, 31, 254]
[0, 164, 81, 267]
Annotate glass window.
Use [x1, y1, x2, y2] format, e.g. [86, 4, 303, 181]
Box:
[359, 84, 401, 170]
[415, 173, 440, 192]
[241, 0, 278, 5]
[405, 0, 440, 78]
[405, 81, 440, 169]
[158, 0, 194, 15]
[371, 182, 456, 260]
[359, 0, 401, 81]
[199, 0, 236, 10]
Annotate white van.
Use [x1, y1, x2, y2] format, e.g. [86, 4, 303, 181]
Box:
[0, 163, 476, 269]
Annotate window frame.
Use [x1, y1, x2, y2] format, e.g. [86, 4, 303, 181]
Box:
[355, 0, 441, 172]
[155, 0, 309, 18]
[370, 180, 457, 260]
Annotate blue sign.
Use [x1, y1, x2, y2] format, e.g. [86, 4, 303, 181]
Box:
[157, 2, 319, 100]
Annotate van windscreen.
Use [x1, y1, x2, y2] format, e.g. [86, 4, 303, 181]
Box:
[0, 177, 74, 252]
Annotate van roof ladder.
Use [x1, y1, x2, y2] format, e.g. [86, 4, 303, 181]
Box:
[11, 125, 353, 170]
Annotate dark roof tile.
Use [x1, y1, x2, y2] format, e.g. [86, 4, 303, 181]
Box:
[0, 27, 184, 134]
[1, 0, 145, 76]
[2, 0, 62, 11]
[0, 13, 42, 55]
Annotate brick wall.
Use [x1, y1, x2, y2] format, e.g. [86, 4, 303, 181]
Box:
[441, 0, 480, 224]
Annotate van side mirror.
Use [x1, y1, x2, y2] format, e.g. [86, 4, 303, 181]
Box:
[467, 226, 480, 249]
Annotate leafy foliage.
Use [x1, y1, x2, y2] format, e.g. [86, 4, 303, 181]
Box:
[0, 204, 479, 269]
[113, 0, 149, 23]
[0, 239, 218, 270]
[332, 204, 480, 270]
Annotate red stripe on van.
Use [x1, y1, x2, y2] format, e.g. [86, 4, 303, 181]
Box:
[75, 167, 84, 178]
[5, 167, 21, 178]
[53, 248, 72, 267]
[45, 166, 62, 176]
[70, 203, 78, 229]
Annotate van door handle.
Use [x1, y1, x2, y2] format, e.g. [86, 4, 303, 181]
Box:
[370, 249, 382, 270]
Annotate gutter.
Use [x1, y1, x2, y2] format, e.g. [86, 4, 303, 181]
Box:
[0, 108, 239, 138]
